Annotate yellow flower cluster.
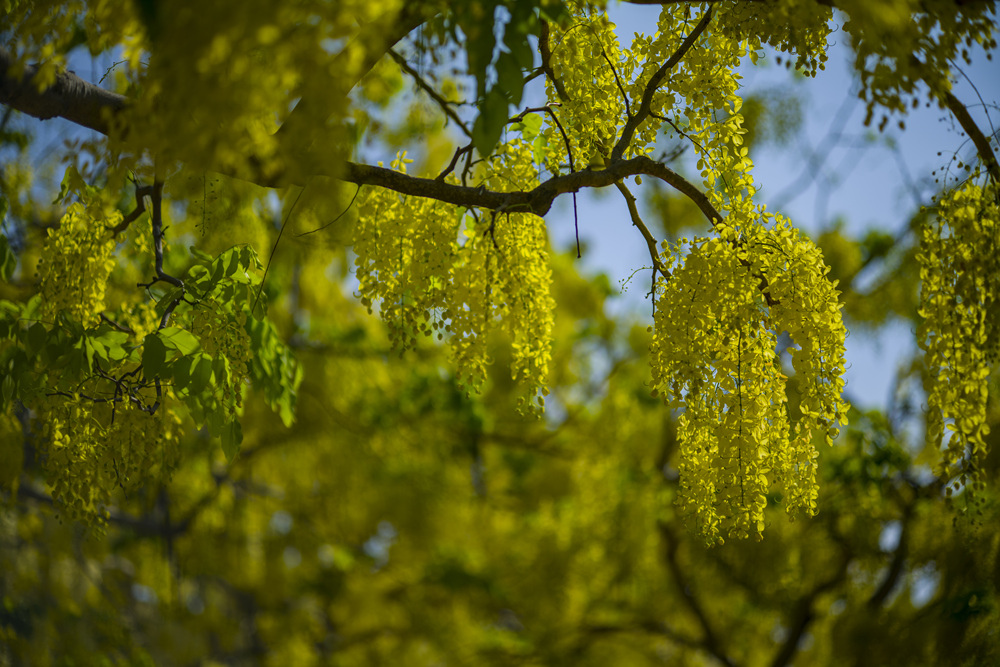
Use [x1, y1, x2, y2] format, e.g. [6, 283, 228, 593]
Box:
[716, 0, 832, 77]
[354, 145, 554, 410]
[630, 6, 756, 211]
[918, 181, 998, 498]
[542, 2, 629, 170]
[41, 396, 181, 525]
[37, 200, 118, 327]
[651, 219, 848, 544]
[353, 152, 459, 350]
[191, 300, 252, 417]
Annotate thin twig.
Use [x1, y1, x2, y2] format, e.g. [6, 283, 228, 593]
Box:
[436, 144, 474, 181]
[598, 41, 631, 118]
[296, 184, 361, 237]
[910, 55, 999, 184]
[254, 187, 304, 314]
[614, 180, 668, 276]
[388, 48, 471, 137]
[100, 313, 135, 334]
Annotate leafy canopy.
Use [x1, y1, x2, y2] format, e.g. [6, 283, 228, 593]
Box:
[1, 0, 999, 664]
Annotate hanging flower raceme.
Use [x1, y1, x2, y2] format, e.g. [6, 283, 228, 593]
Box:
[651, 218, 849, 544]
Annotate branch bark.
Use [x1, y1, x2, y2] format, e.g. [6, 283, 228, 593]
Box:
[0, 47, 127, 135]
[615, 179, 670, 275]
[337, 155, 722, 220]
[909, 56, 1000, 184]
[769, 556, 849, 667]
[659, 521, 738, 667]
[0, 52, 724, 223]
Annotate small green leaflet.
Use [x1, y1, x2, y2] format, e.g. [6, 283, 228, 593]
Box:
[142, 333, 167, 378]
[220, 418, 243, 461]
[157, 327, 201, 355]
[511, 114, 543, 143]
[472, 87, 510, 160]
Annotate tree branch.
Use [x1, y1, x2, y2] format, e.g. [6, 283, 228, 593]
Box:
[388, 48, 471, 137]
[333, 156, 722, 222]
[0, 47, 127, 135]
[907, 56, 999, 184]
[539, 20, 570, 102]
[0, 39, 725, 228]
[615, 179, 669, 276]
[769, 555, 849, 667]
[659, 522, 738, 667]
[110, 183, 154, 235]
[611, 8, 714, 161]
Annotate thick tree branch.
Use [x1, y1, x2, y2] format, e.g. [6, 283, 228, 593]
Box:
[1, 36, 728, 229]
[336, 155, 723, 221]
[0, 47, 127, 135]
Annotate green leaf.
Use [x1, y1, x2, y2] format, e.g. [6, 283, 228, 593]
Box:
[458, 3, 498, 98]
[189, 354, 214, 394]
[83, 337, 104, 369]
[532, 131, 549, 165]
[503, 23, 534, 71]
[156, 286, 186, 316]
[213, 355, 230, 385]
[171, 354, 194, 394]
[189, 246, 214, 263]
[158, 327, 201, 356]
[241, 245, 262, 271]
[94, 330, 129, 361]
[251, 297, 267, 321]
[210, 254, 227, 284]
[495, 51, 524, 108]
[186, 264, 211, 293]
[26, 322, 47, 357]
[55, 165, 90, 204]
[0, 234, 15, 282]
[513, 114, 543, 143]
[20, 295, 41, 321]
[142, 333, 167, 378]
[220, 419, 242, 461]
[472, 87, 509, 159]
